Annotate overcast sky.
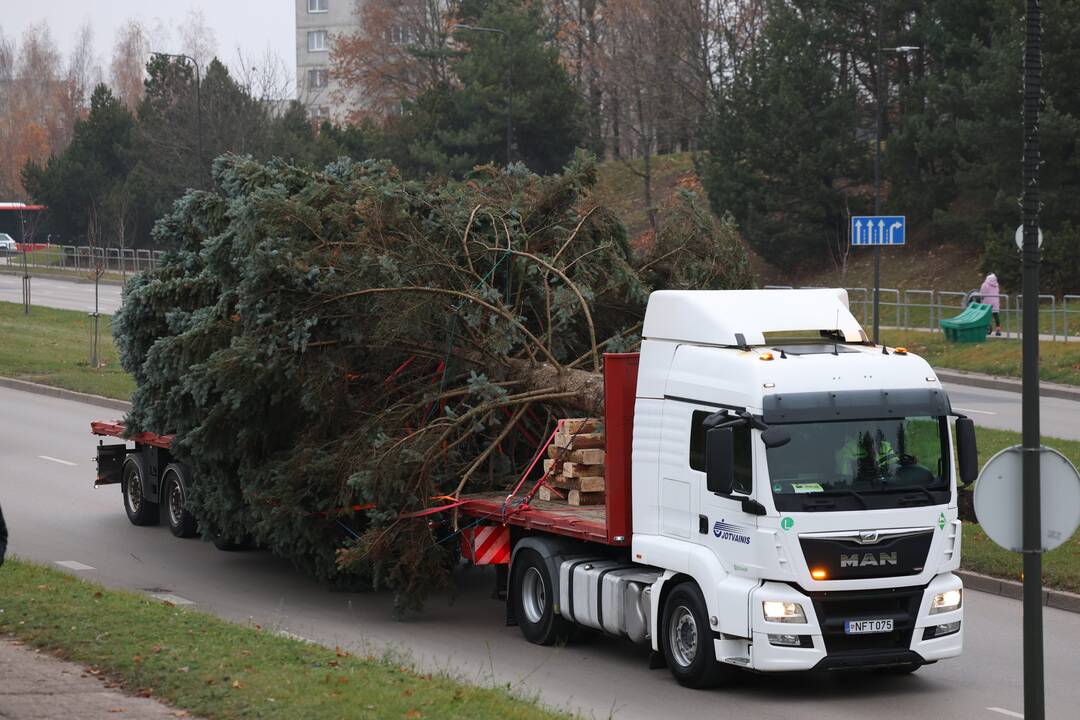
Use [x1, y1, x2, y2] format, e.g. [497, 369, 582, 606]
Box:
[1, 1, 296, 89]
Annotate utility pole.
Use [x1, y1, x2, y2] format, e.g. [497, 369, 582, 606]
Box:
[873, 0, 883, 344]
[452, 24, 513, 165]
[871, 0, 919, 344]
[1020, 1, 1044, 718]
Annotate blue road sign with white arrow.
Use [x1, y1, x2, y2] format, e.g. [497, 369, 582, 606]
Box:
[851, 215, 906, 246]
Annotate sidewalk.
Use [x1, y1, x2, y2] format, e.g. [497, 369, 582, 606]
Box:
[0, 640, 198, 720]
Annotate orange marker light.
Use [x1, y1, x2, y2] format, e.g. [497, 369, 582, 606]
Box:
[811, 568, 828, 580]
[895, 347, 908, 355]
[759, 352, 774, 361]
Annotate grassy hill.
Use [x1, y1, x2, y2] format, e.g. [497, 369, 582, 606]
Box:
[594, 152, 987, 294]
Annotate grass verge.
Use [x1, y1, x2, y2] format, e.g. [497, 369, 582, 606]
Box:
[883, 327, 1080, 386]
[0, 300, 133, 400]
[0, 558, 569, 720]
[962, 427, 1080, 593]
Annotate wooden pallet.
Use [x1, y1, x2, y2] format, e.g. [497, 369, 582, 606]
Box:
[541, 418, 605, 506]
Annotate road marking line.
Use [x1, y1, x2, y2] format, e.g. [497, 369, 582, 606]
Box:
[953, 406, 998, 416]
[39, 455, 77, 466]
[150, 593, 195, 606]
[55, 560, 95, 571]
[987, 708, 1024, 718]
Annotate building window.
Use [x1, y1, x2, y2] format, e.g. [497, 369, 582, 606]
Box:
[387, 25, 411, 46]
[308, 68, 329, 89]
[689, 410, 752, 494]
[308, 30, 329, 52]
[308, 0, 328, 13]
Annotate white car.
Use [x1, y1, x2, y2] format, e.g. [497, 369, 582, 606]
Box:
[0, 233, 18, 256]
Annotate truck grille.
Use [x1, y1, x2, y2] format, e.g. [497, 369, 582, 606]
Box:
[800, 530, 933, 580]
[809, 586, 923, 655]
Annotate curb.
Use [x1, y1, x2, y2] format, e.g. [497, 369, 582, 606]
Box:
[0, 376, 131, 412]
[957, 570, 1080, 614]
[0, 267, 126, 287]
[934, 367, 1080, 402]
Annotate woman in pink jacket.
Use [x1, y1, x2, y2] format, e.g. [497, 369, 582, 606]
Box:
[979, 273, 1002, 336]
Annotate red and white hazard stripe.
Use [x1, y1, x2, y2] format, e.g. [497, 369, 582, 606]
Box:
[461, 525, 510, 565]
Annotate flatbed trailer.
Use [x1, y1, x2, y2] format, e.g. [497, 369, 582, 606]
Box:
[458, 353, 637, 547]
[90, 354, 639, 546]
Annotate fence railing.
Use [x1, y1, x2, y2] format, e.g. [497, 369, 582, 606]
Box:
[761, 285, 1080, 341]
[1, 244, 164, 275]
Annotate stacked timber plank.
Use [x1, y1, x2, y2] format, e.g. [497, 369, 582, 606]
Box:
[538, 418, 606, 506]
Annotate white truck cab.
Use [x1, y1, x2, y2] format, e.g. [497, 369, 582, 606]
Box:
[501, 289, 977, 688]
[628, 289, 972, 682]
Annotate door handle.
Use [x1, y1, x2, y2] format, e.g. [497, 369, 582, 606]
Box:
[698, 514, 709, 534]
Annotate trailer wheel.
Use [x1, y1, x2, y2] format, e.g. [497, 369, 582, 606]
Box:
[122, 456, 158, 526]
[162, 464, 198, 538]
[661, 582, 733, 688]
[511, 549, 574, 646]
[211, 528, 246, 551]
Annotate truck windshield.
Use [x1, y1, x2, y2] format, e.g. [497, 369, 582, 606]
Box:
[765, 416, 949, 504]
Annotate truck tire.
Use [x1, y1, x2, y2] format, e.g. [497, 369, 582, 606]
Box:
[161, 464, 198, 538]
[122, 455, 158, 526]
[660, 582, 733, 689]
[511, 549, 574, 646]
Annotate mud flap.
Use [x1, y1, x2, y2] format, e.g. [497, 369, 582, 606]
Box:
[95, 443, 126, 487]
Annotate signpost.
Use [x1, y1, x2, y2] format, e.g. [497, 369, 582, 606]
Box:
[851, 215, 906, 246]
[851, 214, 906, 345]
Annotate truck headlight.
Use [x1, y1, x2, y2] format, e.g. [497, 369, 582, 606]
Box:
[763, 601, 807, 623]
[930, 588, 962, 614]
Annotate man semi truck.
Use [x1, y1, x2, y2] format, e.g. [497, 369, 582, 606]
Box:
[92, 289, 978, 688]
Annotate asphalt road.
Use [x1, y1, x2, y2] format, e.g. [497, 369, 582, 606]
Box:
[943, 382, 1080, 441]
[1, 387, 1077, 719]
[0, 273, 122, 314]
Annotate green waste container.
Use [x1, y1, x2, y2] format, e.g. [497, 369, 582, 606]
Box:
[940, 302, 993, 343]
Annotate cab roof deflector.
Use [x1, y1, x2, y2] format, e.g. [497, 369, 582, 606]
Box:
[642, 289, 865, 347]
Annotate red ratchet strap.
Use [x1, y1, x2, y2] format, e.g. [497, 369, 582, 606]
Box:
[383, 356, 416, 385]
[499, 420, 563, 517]
[398, 500, 470, 519]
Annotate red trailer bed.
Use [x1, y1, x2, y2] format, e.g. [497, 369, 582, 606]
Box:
[459, 353, 638, 547]
[91, 420, 174, 449]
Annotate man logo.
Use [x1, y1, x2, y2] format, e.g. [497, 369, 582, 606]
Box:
[857, 530, 880, 544]
[840, 552, 898, 568]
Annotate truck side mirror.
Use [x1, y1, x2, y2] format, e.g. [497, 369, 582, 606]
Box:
[761, 427, 791, 449]
[706, 426, 735, 495]
[955, 417, 978, 487]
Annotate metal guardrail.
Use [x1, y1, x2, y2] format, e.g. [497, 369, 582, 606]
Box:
[2, 243, 163, 274]
[903, 289, 934, 332]
[759, 284, 1078, 342]
[1065, 295, 1080, 342]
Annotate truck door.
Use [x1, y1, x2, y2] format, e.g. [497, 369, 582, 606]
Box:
[689, 408, 758, 564]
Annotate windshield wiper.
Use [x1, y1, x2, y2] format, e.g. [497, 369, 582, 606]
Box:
[805, 488, 869, 509]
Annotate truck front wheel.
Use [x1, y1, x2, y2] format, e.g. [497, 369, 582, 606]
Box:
[122, 456, 158, 526]
[661, 582, 733, 688]
[511, 549, 574, 646]
[162, 464, 198, 538]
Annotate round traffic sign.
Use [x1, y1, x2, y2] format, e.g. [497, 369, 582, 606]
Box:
[974, 445, 1080, 552]
[1014, 224, 1044, 251]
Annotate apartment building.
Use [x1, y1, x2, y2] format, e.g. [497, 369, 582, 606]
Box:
[295, 0, 361, 121]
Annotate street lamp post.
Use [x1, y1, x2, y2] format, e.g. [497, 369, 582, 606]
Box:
[453, 24, 513, 166]
[872, 1, 919, 344]
[152, 52, 202, 183]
